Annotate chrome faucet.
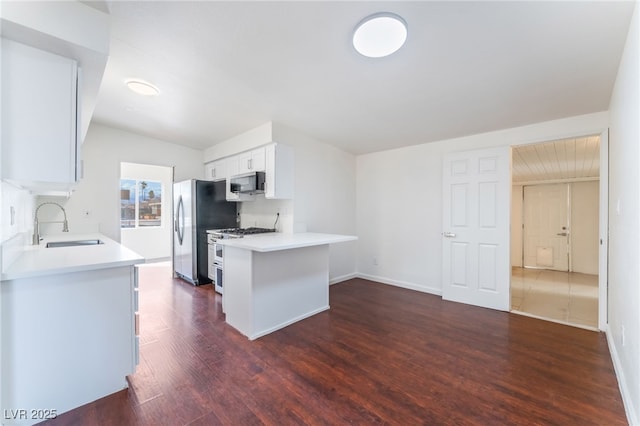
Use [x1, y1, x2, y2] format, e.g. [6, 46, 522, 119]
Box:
[33, 202, 69, 245]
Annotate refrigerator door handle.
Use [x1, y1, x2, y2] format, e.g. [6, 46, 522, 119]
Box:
[176, 195, 184, 245]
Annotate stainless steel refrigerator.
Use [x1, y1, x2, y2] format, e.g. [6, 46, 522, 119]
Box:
[173, 179, 237, 285]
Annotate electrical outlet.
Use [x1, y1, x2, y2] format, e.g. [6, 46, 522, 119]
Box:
[621, 325, 626, 346]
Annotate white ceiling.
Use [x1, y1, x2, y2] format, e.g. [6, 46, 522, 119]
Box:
[90, 1, 635, 155]
[512, 135, 600, 184]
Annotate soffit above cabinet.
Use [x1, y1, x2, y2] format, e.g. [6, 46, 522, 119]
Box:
[1, 1, 110, 144]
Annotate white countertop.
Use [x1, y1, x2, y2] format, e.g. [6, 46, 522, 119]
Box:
[216, 232, 357, 252]
[1, 233, 145, 281]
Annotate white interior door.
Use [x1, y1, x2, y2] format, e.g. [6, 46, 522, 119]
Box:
[523, 184, 569, 271]
[442, 146, 511, 311]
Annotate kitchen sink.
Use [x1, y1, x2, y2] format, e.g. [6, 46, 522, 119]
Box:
[46, 239, 104, 248]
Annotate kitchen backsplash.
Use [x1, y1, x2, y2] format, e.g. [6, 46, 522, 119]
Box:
[239, 197, 293, 233]
[35, 196, 100, 235]
[1, 181, 35, 272]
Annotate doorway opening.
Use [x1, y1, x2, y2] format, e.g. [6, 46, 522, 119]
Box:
[119, 162, 174, 262]
[510, 135, 601, 330]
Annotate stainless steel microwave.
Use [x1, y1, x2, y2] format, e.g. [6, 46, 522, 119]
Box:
[229, 171, 265, 194]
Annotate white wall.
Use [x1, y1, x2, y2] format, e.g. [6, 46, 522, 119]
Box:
[607, 2, 640, 424]
[356, 111, 608, 295]
[204, 122, 358, 283]
[239, 198, 293, 232]
[38, 123, 205, 246]
[120, 162, 173, 261]
[273, 123, 357, 283]
[571, 181, 599, 274]
[0, 182, 34, 270]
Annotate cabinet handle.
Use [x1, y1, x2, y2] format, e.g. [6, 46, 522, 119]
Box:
[248, 158, 252, 170]
[211, 167, 216, 178]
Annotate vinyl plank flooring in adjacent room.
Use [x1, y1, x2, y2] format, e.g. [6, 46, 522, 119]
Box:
[511, 267, 599, 329]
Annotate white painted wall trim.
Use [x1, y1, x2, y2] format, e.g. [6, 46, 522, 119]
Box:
[598, 129, 609, 331]
[606, 327, 638, 426]
[356, 273, 443, 296]
[329, 272, 358, 285]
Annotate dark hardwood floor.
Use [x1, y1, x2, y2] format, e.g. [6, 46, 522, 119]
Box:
[44, 263, 627, 425]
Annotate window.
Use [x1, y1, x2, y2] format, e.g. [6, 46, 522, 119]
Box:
[120, 179, 162, 228]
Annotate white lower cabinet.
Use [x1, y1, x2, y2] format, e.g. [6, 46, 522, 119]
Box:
[1, 266, 137, 424]
[1, 38, 80, 191]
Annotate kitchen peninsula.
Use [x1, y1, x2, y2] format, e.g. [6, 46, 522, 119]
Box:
[1, 234, 144, 424]
[219, 232, 357, 340]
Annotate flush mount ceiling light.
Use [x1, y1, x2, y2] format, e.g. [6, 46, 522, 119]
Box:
[353, 12, 408, 58]
[126, 79, 160, 96]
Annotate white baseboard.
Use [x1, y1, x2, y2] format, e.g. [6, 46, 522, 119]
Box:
[331, 270, 636, 424]
[248, 305, 330, 340]
[606, 326, 638, 426]
[329, 272, 358, 285]
[356, 273, 442, 296]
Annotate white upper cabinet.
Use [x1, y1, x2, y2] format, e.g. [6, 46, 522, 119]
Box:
[265, 143, 294, 199]
[225, 154, 255, 202]
[205, 159, 228, 182]
[1, 1, 111, 144]
[236, 147, 266, 175]
[1, 39, 80, 191]
[216, 143, 293, 201]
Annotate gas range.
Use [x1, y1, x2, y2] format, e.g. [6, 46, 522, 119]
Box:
[211, 227, 276, 239]
[207, 227, 275, 295]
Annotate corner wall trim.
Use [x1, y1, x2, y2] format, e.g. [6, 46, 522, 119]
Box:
[605, 327, 637, 426]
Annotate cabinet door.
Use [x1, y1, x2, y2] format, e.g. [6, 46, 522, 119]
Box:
[251, 147, 266, 172]
[236, 148, 266, 174]
[265, 144, 294, 199]
[205, 162, 216, 181]
[214, 160, 227, 181]
[236, 152, 252, 175]
[226, 155, 241, 201]
[1, 39, 79, 186]
[205, 159, 227, 182]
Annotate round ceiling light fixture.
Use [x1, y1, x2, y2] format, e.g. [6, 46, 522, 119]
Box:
[126, 79, 160, 96]
[352, 12, 408, 58]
